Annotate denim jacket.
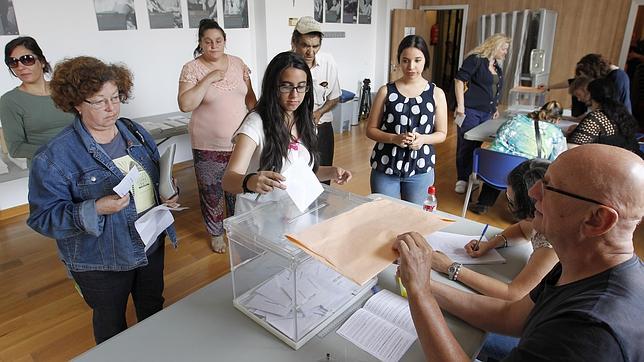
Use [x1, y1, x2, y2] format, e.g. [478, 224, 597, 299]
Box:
[27, 117, 178, 272]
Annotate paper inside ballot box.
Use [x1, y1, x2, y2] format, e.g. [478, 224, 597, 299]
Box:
[286, 198, 452, 285]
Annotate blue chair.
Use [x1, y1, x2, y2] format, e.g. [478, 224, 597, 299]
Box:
[461, 148, 528, 217]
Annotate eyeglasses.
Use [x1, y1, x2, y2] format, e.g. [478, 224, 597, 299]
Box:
[278, 84, 309, 94]
[540, 179, 609, 207]
[84, 95, 121, 109]
[6, 54, 37, 68]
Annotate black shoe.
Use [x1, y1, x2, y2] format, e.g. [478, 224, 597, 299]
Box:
[468, 203, 489, 215]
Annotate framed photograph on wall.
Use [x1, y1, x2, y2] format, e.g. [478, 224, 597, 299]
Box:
[94, 0, 137, 31]
[0, 0, 19, 35]
[147, 0, 183, 29]
[313, 0, 323, 22]
[358, 0, 372, 24]
[188, 0, 218, 28]
[342, 0, 357, 24]
[325, 0, 341, 23]
[223, 0, 248, 29]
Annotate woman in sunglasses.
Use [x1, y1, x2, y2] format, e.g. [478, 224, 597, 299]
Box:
[222, 51, 351, 207]
[27, 56, 179, 345]
[428, 159, 557, 361]
[1, 36, 74, 163]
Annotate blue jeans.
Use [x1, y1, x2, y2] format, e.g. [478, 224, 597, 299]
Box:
[456, 108, 493, 181]
[370, 169, 435, 206]
[478, 332, 520, 361]
[71, 241, 165, 344]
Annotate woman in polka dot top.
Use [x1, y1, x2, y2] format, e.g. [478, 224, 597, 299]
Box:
[366, 35, 448, 205]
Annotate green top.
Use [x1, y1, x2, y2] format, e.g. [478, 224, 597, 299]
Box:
[0, 87, 74, 160]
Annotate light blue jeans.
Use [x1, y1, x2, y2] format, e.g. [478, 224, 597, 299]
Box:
[370, 169, 435, 206]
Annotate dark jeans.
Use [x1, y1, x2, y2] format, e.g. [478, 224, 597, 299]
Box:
[456, 108, 493, 181]
[317, 122, 334, 185]
[478, 332, 520, 361]
[71, 242, 165, 344]
[476, 183, 502, 207]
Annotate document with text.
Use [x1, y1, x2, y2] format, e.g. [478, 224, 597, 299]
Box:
[426, 231, 506, 265]
[337, 289, 417, 362]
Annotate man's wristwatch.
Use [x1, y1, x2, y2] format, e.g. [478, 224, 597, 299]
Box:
[447, 262, 463, 281]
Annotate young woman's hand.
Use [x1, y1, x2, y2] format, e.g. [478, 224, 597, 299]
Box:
[251, 171, 286, 194]
[429, 251, 454, 274]
[393, 132, 414, 147]
[408, 132, 424, 150]
[332, 166, 352, 185]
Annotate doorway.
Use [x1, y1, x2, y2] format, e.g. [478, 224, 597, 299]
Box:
[389, 6, 468, 109]
[621, 2, 644, 130]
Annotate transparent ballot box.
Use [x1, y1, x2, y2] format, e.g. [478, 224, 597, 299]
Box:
[223, 188, 378, 349]
[507, 86, 547, 114]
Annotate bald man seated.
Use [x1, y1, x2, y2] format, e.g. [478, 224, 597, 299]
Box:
[394, 144, 644, 361]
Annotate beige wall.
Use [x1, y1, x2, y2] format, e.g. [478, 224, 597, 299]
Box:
[415, 0, 632, 103]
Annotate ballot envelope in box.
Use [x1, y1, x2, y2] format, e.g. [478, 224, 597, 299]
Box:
[223, 187, 378, 349]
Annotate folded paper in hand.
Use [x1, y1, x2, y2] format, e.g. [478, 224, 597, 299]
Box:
[286, 199, 453, 285]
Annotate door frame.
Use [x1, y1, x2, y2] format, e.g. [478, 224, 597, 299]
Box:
[419, 4, 469, 69]
[618, 0, 644, 67]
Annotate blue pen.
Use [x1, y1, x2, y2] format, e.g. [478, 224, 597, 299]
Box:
[473, 224, 489, 251]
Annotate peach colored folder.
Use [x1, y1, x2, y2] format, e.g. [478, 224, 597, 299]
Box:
[286, 199, 453, 285]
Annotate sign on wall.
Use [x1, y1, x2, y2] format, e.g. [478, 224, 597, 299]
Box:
[94, 0, 138, 31]
[147, 0, 183, 29]
[0, 0, 19, 35]
[188, 0, 218, 28]
[223, 0, 248, 28]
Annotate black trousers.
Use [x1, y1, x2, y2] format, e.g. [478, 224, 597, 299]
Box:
[317, 122, 334, 185]
[476, 183, 502, 207]
[71, 243, 165, 344]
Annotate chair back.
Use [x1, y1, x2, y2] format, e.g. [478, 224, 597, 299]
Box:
[473, 148, 528, 189]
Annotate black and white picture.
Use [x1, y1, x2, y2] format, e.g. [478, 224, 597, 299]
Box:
[342, 0, 357, 24]
[0, 0, 19, 35]
[94, 0, 137, 31]
[147, 0, 183, 29]
[325, 0, 340, 23]
[313, 0, 323, 22]
[188, 0, 217, 28]
[223, 0, 248, 29]
[358, 0, 372, 24]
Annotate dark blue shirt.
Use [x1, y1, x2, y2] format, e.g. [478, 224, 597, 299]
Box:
[455, 54, 503, 113]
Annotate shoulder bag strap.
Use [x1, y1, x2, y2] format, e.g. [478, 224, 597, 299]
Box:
[533, 119, 543, 159]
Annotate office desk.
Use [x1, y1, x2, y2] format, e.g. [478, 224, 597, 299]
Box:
[75, 210, 531, 362]
[464, 116, 575, 142]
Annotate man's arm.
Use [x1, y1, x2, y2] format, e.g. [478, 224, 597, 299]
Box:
[313, 97, 339, 124]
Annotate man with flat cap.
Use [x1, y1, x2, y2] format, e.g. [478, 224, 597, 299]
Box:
[291, 16, 341, 179]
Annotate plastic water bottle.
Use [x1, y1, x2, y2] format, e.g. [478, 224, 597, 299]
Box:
[423, 186, 438, 212]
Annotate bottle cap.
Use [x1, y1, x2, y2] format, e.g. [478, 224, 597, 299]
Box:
[427, 186, 436, 194]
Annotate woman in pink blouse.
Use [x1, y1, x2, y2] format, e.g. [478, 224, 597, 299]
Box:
[178, 19, 256, 253]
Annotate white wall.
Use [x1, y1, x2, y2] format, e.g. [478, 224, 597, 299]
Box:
[0, 0, 406, 211]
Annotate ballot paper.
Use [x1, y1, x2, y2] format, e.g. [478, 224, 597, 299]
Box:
[426, 231, 506, 265]
[454, 113, 466, 127]
[134, 204, 180, 251]
[281, 159, 324, 212]
[337, 290, 417, 362]
[286, 199, 453, 285]
[240, 260, 361, 340]
[112, 166, 140, 197]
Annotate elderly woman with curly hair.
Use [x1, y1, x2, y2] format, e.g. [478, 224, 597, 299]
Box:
[27, 56, 179, 344]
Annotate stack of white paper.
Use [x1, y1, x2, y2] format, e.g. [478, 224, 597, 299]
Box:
[426, 231, 506, 264]
[241, 260, 360, 339]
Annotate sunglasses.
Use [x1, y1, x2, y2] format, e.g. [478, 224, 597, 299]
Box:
[6, 54, 37, 68]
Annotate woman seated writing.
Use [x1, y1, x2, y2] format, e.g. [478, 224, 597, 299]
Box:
[223, 51, 351, 202]
[469, 101, 566, 214]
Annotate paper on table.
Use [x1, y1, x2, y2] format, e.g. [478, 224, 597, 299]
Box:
[337, 290, 417, 362]
[280, 159, 324, 212]
[426, 231, 506, 264]
[135, 204, 175, 251]
[286, 198, 452, 285]
[113, 166, 140, 197]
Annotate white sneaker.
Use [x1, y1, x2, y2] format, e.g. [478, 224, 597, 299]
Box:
[454, 180, 468, 194]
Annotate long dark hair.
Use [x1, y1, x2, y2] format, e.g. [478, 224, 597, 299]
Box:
[255, 51, 318, 173]
[507, 160, 550, 220]
[193, 19, 226, 58]
[4, 36, 51, 76]
[588, 78, 638, 141]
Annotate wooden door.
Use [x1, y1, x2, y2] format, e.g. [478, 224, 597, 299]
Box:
[389, 9, 431, 82]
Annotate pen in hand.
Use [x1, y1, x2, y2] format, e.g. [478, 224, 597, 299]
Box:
[473, 224, 489, 251]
